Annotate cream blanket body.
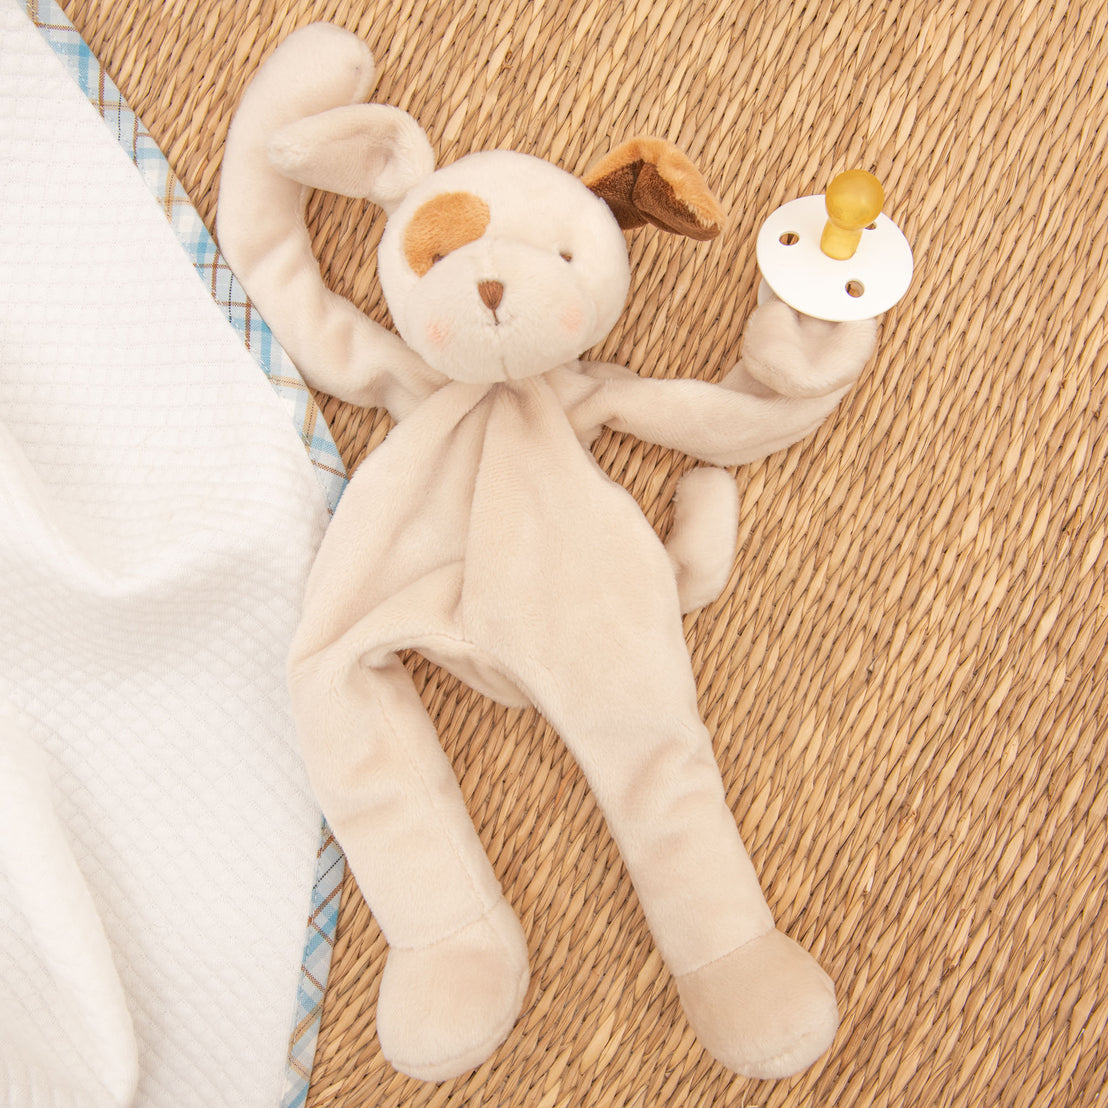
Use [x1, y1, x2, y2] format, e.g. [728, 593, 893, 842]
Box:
[290, 368, 851, 961]
[287, 347, 866, 1082]
[0, 5, 330, 1105]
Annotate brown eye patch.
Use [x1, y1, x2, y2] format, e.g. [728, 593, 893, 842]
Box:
[403, 191, 491, 276]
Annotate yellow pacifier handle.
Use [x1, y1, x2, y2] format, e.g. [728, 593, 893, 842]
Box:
[820, 170, 884, 260]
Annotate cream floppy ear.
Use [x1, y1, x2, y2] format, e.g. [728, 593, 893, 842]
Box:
[217, 22, 444, 419]
[268, 103, 434, 213]
[584, 137, 725, 240]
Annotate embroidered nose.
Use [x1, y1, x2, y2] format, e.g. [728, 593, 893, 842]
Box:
[478, 280, 504, 312]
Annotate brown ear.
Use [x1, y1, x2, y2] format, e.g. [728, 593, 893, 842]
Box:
[583, 137, 725, 240]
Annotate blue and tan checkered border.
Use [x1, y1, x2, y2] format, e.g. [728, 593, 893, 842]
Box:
[26, 4, 348, 1105]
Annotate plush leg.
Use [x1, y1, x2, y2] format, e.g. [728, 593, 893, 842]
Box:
[485, 593, 836, 1077]
[289, 647, 529, 1081]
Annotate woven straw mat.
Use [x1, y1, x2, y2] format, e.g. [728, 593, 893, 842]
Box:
[62, 0, 1108, 1105]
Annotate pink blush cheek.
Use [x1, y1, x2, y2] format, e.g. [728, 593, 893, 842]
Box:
[560, 304, 584, 335]
[426, 321, 451, 348]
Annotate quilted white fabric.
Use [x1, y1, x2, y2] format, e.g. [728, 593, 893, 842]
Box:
[0, 5, 331, 1106]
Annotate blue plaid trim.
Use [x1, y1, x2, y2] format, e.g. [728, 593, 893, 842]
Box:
[281, 827, 346, 1108]
[27, 3, 348, 1104]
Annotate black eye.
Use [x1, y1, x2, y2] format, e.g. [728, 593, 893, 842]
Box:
[431, 253, 444, 266]
[559, 250, 573, 263]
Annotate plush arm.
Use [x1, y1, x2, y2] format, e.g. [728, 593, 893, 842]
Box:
[564, 297, 877, 466]
[217, 23, 444, 420]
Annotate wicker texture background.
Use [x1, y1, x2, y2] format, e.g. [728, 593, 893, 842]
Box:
[61, 0, 1108, 1104]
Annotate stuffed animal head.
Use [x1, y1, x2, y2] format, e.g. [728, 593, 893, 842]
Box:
[269, 109, 724, 383]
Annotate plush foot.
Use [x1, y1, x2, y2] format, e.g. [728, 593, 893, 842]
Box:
[675, 928, 838, 1079]
[376, 898, 530, 1082]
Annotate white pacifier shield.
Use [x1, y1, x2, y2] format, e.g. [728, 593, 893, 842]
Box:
[756, 195, 913, 321]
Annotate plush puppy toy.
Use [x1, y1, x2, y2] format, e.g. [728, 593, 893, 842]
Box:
[218, 23, 876, 1084]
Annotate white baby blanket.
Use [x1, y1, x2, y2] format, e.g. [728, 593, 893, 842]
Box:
[0, 4, 331, 1106]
